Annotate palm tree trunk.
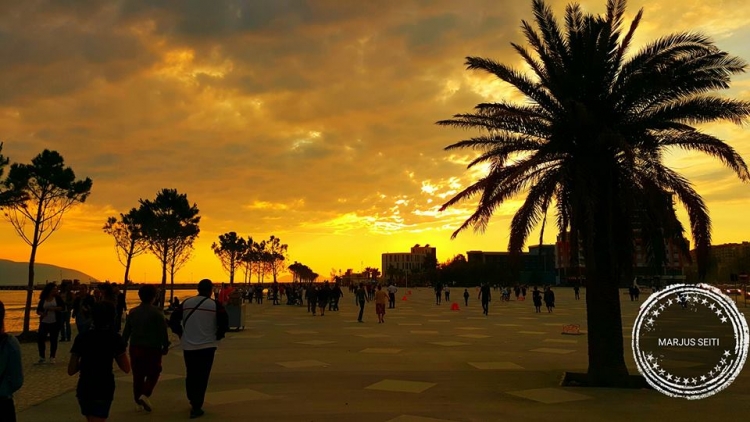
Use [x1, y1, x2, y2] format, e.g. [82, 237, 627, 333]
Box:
[583, 192, 630, 387]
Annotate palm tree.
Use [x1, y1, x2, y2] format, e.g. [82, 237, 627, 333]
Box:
[438, 0, 749, 387]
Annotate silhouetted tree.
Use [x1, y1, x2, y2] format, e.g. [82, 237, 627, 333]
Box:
[266, 235, 288, 282]
[252, 240, 267, 283]
[438, 0, 749, 386]
[0, 143, 26, 207]
[139, 189, 200, 307]
[212, 232, 247, 285]
[2, 150, 92, 334]
[103, 207, 148, 303]
[169, 234, 195, 302]
[240, 236, 255, 283]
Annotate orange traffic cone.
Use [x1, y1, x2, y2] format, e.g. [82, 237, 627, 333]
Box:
[451, 302, 460, 311]
[402, 295, 408, 301]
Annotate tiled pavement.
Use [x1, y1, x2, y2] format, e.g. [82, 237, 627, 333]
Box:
[17, 288, 750, 421]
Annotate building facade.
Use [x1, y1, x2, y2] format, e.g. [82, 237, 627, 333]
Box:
[466, 245, 557, 285]
[555, 229, 690, 284]
[382, 244, 437, 274]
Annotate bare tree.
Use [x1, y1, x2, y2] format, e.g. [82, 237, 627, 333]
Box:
[103, 207, 148, 303]
[2, 150, 92, 334]
[168, 234, 196, 303]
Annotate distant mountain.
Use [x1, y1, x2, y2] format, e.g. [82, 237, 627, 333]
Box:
[0, 259, 99, 286]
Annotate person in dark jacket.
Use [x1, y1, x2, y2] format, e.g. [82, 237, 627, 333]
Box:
[0, 301, 23, 422]
[532, 287, 542, 313]
[544, 287, 555, 313]
[122, 285, 170, 412]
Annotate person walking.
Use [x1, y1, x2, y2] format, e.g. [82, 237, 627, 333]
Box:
[113, 283, 127, 334]
[59, 281, 74, 342]
[169, 279, 229, 419]
[318, 283, 330, 316]
[573, 284, 580, 300]
[532, 287, 543, 313]
[36, 283, 64, 364]
[444, 286, 451, 302]
[544, 287, 555, 313]
[331, 283, 343, 311]
[463, 289, 470, 307]
[478, 283, 491, 315]
[356, 283, 368, 323]
[435, 283, 443, 305]
[72, 285, 95, 336]
[386, 283, 398, 309]
[307, 285, 318, 316]
[374, 285, 388, 323]
[122, 285, 170, 413]
[68, 301, 130, 422]
[0, 301, 23, 422]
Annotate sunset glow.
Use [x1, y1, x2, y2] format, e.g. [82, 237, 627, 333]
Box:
[1, 0, 749, 283]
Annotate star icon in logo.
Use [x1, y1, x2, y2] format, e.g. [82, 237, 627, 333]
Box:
[701, 298, 708, 305]
[721, 316, 728, 323]
[666, 374, 673, 381]
[724, 350, 732, 357]
[667, 299, 674, 306]
[709, 303, 717, 310]
[700, 375, 707, 382]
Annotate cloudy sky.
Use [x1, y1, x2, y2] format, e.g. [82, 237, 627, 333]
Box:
[1, 0, 749, 283]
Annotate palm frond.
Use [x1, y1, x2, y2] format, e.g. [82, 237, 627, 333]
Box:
[464, 139, 543, 169]
[464, 56, 562, 115]
[654, 166, 712, 278]
[613, 7, 643, 69]
[512, 42, 550, 86]
[532, 0, 569, 64]
[605, 0, 628, 32]
[443, 155, 561, 238]
[564, 3, 584, 35]
[508, 167, 560, 253]
[659, 129, 750, 181]
[641, 96, 750, 125]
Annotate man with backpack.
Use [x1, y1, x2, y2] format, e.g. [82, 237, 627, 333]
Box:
[169, 279, 229, 419]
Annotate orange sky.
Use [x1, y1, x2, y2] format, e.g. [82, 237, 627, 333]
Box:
[1, 0, 749, 283]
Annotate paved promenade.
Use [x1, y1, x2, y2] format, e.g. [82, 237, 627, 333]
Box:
[16, 288, 750, 421]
